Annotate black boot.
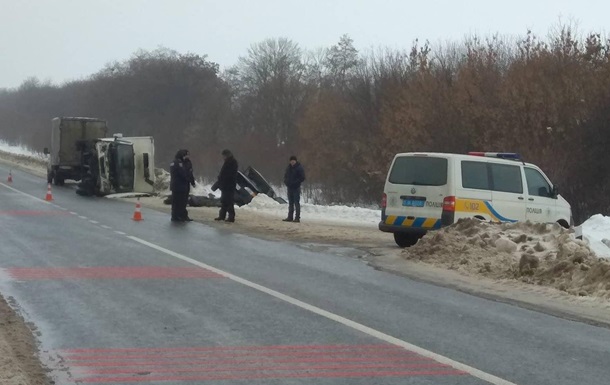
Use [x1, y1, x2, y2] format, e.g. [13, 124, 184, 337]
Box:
[215, 208, 226, 221]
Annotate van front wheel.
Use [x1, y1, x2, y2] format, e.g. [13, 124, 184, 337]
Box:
[394, 233, 420, 248]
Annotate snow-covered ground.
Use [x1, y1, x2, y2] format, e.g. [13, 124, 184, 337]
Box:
[239, 194, 380, 226]
[0, 140, 46, 160]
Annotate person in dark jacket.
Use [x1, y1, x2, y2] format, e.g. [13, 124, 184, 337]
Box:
[170, 149, 196, 222]
[212, 149, 238, 222]
[283, 155, 305, 223]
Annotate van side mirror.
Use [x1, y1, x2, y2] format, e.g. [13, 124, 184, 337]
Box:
[43, 147, 49, 155]
[551, 185, 559, 198]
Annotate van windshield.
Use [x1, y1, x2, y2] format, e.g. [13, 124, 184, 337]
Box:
[389, 156, 448, 186]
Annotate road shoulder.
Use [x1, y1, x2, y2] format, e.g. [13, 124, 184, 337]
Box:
[0, 294, 49, 385]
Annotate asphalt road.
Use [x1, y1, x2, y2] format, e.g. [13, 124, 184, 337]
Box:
[0, 163, 609, 385]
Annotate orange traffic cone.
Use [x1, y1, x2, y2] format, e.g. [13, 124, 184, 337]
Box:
[45, 183, 53, 201]
[132, 198, 143, 221]
[7, 170, 12, 183]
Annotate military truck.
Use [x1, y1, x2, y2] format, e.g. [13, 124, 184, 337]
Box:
[44, 117, 108, 185]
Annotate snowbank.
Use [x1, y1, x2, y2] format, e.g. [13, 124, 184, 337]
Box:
[404, 219, 610, 299]
[582, 214, 610, 259]
[0, 141, 46, 160]
[238, 194, 380, 226]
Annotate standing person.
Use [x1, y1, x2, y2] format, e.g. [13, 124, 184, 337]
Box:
[183, 150, 196, 221]
[212, 149, 238, 223]
[170, 149, 195, 222]
[283, 155, 305, 223]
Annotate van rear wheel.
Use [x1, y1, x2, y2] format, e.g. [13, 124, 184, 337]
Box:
[394, 233, 420, 248]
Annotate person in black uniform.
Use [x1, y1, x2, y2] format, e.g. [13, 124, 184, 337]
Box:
[283, 155, 306, 223]
[170, 149, 195, 222]
[212, 149, 238, 222]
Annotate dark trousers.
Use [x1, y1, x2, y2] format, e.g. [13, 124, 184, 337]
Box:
[171, 191, 189, 220]
[219, 189, 235, 220]
[287, 187, 301, 220]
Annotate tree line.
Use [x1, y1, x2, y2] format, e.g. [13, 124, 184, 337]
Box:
[0, 26, 609, 223]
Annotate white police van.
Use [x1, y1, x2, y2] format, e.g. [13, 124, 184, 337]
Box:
[379, 152, 573, 247]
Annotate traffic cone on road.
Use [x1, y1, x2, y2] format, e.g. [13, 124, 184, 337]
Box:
[45, 183, 53, 201]
[7, 170, 12, 183]
[132, 198, 143, 221]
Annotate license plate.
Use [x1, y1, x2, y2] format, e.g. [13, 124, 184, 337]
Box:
[403, 199, 425, 207]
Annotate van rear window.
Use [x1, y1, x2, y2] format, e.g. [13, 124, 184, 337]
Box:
[389, 156, 447, 186]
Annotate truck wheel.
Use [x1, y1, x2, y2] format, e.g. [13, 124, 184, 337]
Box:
[47, 170, 54, 184]
[394, 233, 420, 248]
[53, 174, 65, 186]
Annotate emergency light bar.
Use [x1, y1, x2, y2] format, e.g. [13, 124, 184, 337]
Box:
[468, 152, 521, 160]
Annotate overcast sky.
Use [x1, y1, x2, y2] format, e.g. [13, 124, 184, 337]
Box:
[0, 0, 607, 89]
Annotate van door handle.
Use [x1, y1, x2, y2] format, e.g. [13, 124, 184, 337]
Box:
[518, 197, 524, 200]
[528, 198, 534, 201]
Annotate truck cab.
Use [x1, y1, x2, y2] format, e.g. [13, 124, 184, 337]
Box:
[76, 135, 155, 196]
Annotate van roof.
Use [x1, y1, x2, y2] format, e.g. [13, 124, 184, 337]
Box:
[395, 152, 538, 168]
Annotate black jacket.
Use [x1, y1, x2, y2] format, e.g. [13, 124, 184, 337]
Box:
[215, 156, 238, 191]
[170, 150, 193, 193]
[284, 162, 305, 189]
[184, 158, 196, 188]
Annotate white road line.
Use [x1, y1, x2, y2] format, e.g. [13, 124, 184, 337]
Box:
[0, 182, 51, 204]
[127, 235, 517, 385]
[89, 220, 99, 224]
[101, 225, 112, 230]
[0, 180, 516, 385]
[78, 216, 87, 220]
[69, 211, 78, 216]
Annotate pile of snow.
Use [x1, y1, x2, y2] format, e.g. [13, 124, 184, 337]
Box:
[582, 215, 610, 259]
[238, 194, 380, 226]
[404, 219, 610, 299]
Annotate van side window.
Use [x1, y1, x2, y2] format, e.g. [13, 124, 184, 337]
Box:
[525, 168, 552, 197]
[462, 161, 490, 190]
[490, 164, 523, 194]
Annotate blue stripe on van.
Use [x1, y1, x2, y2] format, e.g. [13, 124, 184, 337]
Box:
[412, 217, 426, 227]
[483, 201, 518, 223]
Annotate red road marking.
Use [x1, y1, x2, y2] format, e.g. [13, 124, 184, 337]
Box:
[79, 369, 467, 383]
[0, 210, 71, 216]
[59, 344, 469, 383]
[5, 266, 225, 280]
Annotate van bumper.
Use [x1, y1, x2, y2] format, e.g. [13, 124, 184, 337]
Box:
[378, 221, 428, 236]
